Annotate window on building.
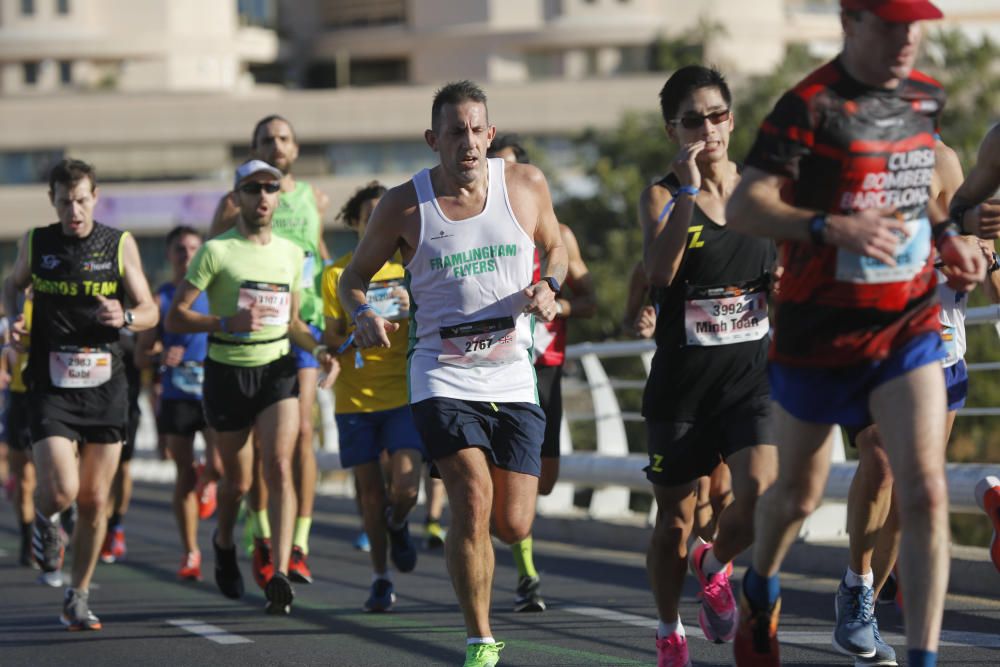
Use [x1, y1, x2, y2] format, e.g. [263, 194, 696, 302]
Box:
[349, 59, 408, 86]
[0, 150, 63, 185]
[56, 0, 70, 14]
[237, 0, 276, 28]
[327, 141, 431, 176]
[21, 0, 35, 16]
[322, 0, 405, 28]
[59, 60, 72, 85]
[23, 62, 39, 85]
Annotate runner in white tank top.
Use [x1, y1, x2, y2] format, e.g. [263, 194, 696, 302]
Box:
[335, 81, 568, 667]
[406, 157, 537, 404]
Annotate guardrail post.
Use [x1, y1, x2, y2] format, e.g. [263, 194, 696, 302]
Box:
[579, 352, 632, 519]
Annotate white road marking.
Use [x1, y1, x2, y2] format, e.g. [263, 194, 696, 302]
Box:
[167, 619, 253, 645]
[561, 606, 1000, 649]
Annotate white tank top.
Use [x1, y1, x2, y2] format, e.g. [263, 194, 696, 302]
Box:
[405, 158, 538, 404]
[936, 270, 967, 368]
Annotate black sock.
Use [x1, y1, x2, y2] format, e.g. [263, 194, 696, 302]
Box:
[108, 513, 122, 530]
[20, 521, 32, 541]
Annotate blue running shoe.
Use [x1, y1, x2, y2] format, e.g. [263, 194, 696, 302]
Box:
[353, 532, 371, 552]
[833, 578, 875, 657]
[364, 578, 396, 612]
[385, 507, 417, 573]
[855, 615, 897, 666]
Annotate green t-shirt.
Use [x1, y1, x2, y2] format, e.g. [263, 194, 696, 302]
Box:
[186, 227, 303, 367]
[272, 180, 324, 328]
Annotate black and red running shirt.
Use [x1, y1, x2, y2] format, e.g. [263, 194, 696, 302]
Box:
[744, 58, 945, 367]
[532, 248, 567, 367]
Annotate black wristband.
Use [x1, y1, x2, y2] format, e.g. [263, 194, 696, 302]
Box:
[808, 213, 827, 246]
[989, 252, 1000, 275]
[949, 202, 973, 234]
[932, 220, 961, 248]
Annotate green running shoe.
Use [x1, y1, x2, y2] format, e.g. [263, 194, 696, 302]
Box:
[464, 641, 504, 667]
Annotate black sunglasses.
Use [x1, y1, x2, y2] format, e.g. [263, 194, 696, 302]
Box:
[670, 109, 731, 130]
[238, 182, 281, 195]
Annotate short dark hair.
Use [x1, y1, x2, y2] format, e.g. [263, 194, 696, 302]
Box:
[251, 114, 297, 149]
[49, 158, 97, 193]
[658, 65, 732, 125]
[431, 80, 488, 132]
[338, 181, 387, 227]
[165, 224, 202, 249]
[488, 135, 530, 164]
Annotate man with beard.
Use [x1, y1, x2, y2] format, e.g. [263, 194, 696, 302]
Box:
[210, 116, 330, 586]
[168, 160, 333, 615]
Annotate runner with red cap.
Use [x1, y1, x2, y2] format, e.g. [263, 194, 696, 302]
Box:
[725, 2, 984, 666]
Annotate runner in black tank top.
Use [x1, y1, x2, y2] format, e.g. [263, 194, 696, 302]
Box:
[2, 159, 158, 632]
[639, 66, 778, 667]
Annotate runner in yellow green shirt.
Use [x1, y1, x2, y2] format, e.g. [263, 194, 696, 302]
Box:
[321, 182, 426, 612]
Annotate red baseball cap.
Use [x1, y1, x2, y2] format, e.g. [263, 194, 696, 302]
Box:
[841, 0, 943, 22]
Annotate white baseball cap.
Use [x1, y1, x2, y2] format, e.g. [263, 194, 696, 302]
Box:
[233, 159, 282, 189]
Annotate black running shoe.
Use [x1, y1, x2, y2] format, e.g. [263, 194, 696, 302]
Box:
[213, 532, 244, 599]
[61, 588, 102, 631]
[877, 572, 897, 606]
[32, 512, 64, 574]
[513, 575, 546, 612]
[265, 571, 294, 615]
[386, 507, 417, 573]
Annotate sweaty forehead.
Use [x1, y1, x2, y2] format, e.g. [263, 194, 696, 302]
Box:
[440, 101, 489, 127]
[54, 179, 94, 198]
[258, 120, 295, 142]
[677, 87, 727, 115]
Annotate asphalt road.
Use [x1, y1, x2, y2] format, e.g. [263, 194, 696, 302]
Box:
[1, 482, 998, 666]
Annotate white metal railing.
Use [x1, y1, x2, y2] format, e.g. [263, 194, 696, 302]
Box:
[133, 307, 1000, 525]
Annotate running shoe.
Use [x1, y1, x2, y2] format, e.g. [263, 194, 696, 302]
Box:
[833, 578, 876, 657]
[855, 615, 897, 666]
[463, 641, 505, 667]
[252, 536, 274, 590]
[213, 532, 244, 599]
[265, 571, 294, 615]
[178, 551, 202, 581]
[655, 631, 692, 667]
[689, 541, 736, 642]
[38, 570, 64, 587]
[976, 475, 1000, 573]
[513, 575, 546, 612]
[733, 588, 781, 667]
[61, 588, 102, 631]
[353, 531, 371, 552]
[424, 520, 445, 549]
[288, 546, 313, 584]
[100, 526, 126, 563]
[197, 478, 218, 520]
[363, 578, 396, 612]
[32, 512, 64, 574]
[386, 507, 417, 573]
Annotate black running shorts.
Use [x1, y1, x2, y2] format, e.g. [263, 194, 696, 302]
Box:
[202, 355, 298, 433]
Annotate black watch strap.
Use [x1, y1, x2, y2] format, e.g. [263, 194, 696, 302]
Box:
[542, 276, 561, 294]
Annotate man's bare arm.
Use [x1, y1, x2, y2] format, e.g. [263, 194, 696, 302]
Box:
[2, 232, 32, 327]
[120, 234, 158, 331]
[557, 224, 596, 319]
[166, 281, 222, 334]
[208, 193, 240, 239]
[951, 126, 1000, 238]
[338, 187, 410, 348]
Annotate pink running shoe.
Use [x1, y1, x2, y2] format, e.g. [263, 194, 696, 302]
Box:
[655, 631, 692, 667]
[689, 541, 736, 643]
[976, 476, 1000, 573]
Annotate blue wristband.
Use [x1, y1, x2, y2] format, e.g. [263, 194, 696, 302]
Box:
[352, 303, 372, 322]
[335, 332, 355, 355]
[675, 185, 700, 197]
[656, 186, 700, 223]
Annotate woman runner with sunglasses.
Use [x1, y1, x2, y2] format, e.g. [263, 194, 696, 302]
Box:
[639, 65, 778, 667]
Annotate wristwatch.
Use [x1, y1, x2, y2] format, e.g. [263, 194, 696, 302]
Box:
[124, 310, 135, 327]
[542, 276, 561, 295]
[988, 252, 1000, 274]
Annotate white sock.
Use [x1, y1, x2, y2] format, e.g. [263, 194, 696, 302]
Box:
[467, 636, 496, 645]
[845, 567, 874, 589]
[657, 617, 684, 639]
[702, 547, 728, 576]
[372, 571, 392, 583]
